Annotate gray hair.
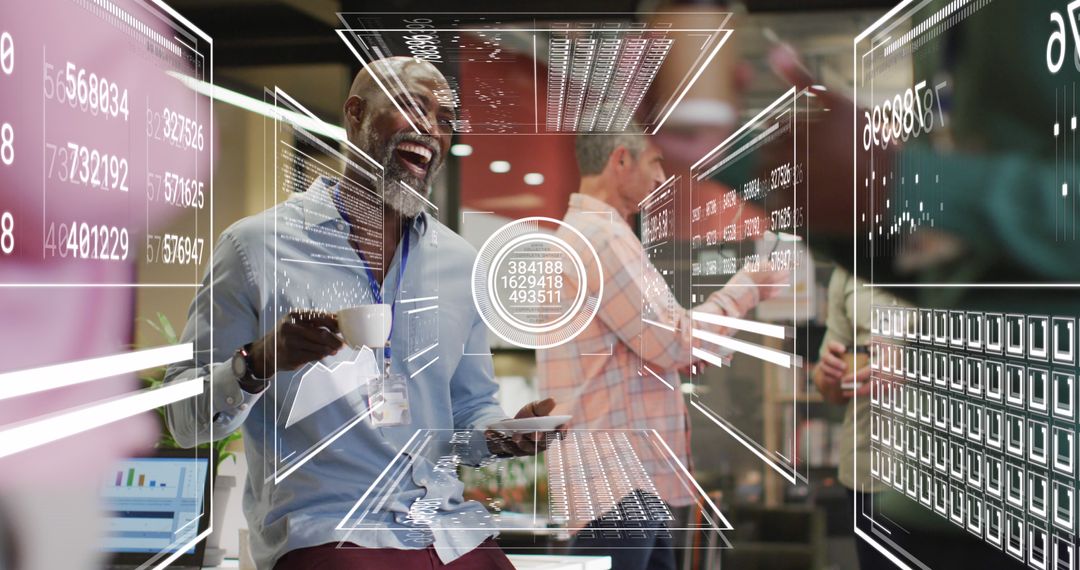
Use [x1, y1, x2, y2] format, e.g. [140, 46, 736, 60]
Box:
[575, 133, 647, 176]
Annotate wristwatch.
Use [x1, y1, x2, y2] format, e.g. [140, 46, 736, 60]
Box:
[232, 343, 269, 394]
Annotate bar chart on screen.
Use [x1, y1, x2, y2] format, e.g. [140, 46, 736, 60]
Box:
[102, 460, 196, 499]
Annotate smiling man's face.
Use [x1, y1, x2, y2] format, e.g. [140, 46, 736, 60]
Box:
[344, 58, 455, 217]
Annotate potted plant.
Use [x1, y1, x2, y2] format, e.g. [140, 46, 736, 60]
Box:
[140, 312, 242, 567]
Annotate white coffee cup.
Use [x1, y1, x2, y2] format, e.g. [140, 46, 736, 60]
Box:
[337, 304, 392, 349]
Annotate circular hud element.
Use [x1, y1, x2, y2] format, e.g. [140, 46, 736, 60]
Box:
[472, 217, 603, 349]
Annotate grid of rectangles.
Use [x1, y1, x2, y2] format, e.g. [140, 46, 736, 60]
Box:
[545, 22, 673, 132]
[546, 431, 674, 528]
[869, 305, 1078, 570]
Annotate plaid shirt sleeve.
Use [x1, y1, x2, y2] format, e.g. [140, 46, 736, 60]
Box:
[587, 228, 771, 371]
[588, 229, 695, 371]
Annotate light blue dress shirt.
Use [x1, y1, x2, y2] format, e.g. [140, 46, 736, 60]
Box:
[164, 177, 508, 568]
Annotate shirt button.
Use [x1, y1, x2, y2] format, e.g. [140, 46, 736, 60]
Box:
[226, 396, 235, 405]
[337, 223, 345, 231]
[239, 404, 248, 411]
[418, 478, 428, 486]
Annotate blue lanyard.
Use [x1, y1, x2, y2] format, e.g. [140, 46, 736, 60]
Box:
[333, 185, 411, 361]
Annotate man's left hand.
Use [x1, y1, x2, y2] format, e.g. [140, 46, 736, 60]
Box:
[485, 398, 563, 457]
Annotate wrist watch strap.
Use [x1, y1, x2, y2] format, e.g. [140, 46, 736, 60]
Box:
[236, 343, 269, 393]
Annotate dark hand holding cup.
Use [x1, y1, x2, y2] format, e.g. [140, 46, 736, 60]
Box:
[248, 310, 343, 378]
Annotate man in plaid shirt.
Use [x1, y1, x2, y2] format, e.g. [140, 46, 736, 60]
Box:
[537, 133, 785, 570]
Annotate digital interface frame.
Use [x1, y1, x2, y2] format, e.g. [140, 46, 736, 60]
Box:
[334, 12, 733, 135]
[336, 428, 732, 552]
[268, 87, 388, 483]
[688, 87, 813, 485]
[471, 216, 603, 350]
[854, 2, 1079, 570]
[0, 0, 214, 566]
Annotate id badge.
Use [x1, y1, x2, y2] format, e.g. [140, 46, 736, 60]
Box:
[368, 373, 411, 427]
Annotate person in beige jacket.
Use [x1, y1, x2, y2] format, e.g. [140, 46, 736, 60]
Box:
[812, 267, 898, 570]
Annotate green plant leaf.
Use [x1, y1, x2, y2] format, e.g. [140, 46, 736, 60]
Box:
[157, 312, 178, 344]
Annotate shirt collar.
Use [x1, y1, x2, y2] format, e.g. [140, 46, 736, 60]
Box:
[567, 193, 628, 227]
[300, 176, 429, 236]
[412, 209, 430, 236]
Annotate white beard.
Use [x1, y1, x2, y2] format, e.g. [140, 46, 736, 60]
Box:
[359, 123, 439, 219]
[383, 179, 429, 219]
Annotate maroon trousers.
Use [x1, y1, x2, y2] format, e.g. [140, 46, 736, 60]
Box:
[273, 538, 515, 570]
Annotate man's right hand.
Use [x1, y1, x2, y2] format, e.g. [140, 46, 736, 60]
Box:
[750, 262, 791, 303]
[248, 310, 343, 378]
[813, 341, 850, 404]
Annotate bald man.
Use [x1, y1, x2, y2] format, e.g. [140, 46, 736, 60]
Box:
[164, 58, 553, 569]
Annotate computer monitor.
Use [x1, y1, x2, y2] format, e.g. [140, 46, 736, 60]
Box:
[101, 448, 213, 568]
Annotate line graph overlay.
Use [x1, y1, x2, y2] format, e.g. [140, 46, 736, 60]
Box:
[283, 347, 379, 428]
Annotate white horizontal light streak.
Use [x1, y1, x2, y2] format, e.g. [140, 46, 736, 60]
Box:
[0, 344, 193, 400]
[692, 347, 727, 368]
[0, 379, 203, 459]
[692, 328, 791, 368]
[692, 313, 785, 339]
[167, 71, 347, 142]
